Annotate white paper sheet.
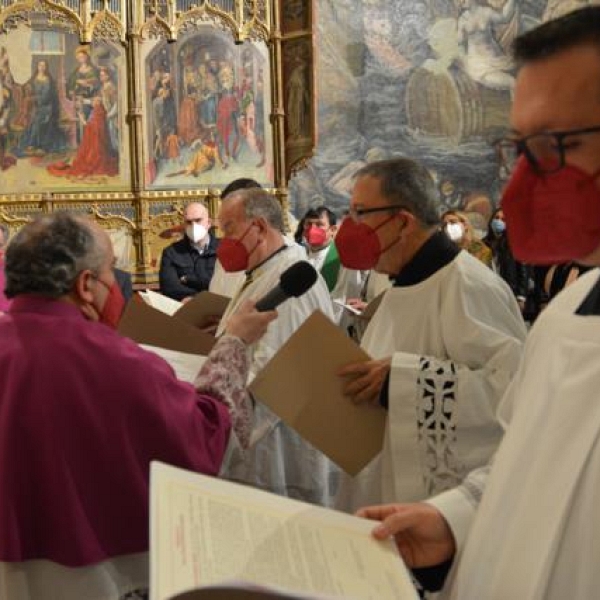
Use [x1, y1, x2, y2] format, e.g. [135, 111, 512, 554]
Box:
[141, 345, 207, 384]
[151, 462, 418, 600]
[140, 290, 183, 317]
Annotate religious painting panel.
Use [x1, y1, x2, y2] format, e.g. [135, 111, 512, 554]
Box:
[0, 26, 130, 195]
[146, 200, 186, 271]
[141, 27, 274, 191]
[280, 0, 315, 178]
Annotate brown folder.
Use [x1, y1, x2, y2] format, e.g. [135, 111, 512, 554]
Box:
[174, 291, 231, 328]
[119, 298, 216, 355]
[249, 310, 387, 475]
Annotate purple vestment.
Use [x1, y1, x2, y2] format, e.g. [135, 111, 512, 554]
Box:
[0, 295, 231, 566]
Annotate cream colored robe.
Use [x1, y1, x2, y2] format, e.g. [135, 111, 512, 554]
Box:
[432, 269, 600, 600]
[336, 251, 526, 511]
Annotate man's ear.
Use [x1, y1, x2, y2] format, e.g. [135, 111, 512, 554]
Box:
[396, 210, 417, 234]
[254, 216, 269, 235]
[74, 269, 95, 305]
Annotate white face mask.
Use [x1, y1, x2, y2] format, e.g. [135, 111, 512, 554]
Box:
[186, 222, 208, 244]
[445, 222, 464, 242]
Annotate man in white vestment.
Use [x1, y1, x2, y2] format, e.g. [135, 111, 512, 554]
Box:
[333, 157, 527, 512]
[359, 7, 600, 599]
[210, 178, 306, 298]
[216, 187, 340, 506]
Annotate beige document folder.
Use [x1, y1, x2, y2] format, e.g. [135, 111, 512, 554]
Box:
[139, 290, 230, 328]
[151, 462, 418, 600]
[249, 311, 387, 476]
[118, 299, 216, 355]
[174, 291, 231, 328]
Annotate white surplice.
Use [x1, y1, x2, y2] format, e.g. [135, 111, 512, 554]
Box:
[217, 245, 341, 506]
[336, 251, 527, 511]
[430, 268, 600, 600]
[0, 554, 148, 600]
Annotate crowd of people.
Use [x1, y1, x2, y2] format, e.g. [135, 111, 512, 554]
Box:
[1, 6, 600, 600]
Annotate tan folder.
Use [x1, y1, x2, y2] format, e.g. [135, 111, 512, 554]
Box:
[250, 310, 387, 476]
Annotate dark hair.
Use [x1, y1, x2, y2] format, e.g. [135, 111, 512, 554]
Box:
[356, 158, 440, 227]
[303, 205, 337, 226]
[513, 7, 600, 64]
[294, 216, 306, 244]
[5, 212, 104, 299]
[484, 207, 505, 242]
[221, 178, 261, 199]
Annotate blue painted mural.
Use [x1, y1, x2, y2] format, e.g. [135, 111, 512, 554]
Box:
[289, 0, 596, 230]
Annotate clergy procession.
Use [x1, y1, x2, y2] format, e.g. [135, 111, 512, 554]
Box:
[2, 5, 600, 600]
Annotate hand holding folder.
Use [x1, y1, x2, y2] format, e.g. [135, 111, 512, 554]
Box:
[249, 311, 387, 476]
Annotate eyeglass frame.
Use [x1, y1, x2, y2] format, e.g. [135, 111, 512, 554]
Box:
[348, 204, 408, 222]
[494, 124, 600, 175]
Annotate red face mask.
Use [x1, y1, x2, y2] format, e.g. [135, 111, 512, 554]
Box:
[217, 223, 258, 272]
[93, 278, 125, 329]
[502, 156, 600, 264]
[335, 215, 398, 270]
[306, 225, 328, 247]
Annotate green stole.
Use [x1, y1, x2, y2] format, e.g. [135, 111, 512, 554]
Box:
[320, 243, 341, 292]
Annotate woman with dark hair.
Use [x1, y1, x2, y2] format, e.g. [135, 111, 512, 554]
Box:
[19, 60, 64, 155]
[484, 207, 544, 321]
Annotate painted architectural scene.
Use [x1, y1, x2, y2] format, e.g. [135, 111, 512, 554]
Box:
[0, 28, 129, 194]
[143, 28, 274, 190]
[289, 0, 598, 229]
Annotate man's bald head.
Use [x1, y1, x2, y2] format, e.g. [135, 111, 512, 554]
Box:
[184, 202, 209, 223]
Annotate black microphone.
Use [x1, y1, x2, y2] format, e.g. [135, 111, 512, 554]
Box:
[254, 261, 318, 312]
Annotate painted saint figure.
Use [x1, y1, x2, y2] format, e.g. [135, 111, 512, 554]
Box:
[286, 60, 310, 139]
[19, 60, 64, 156]
[0, 68, 15, 171]
[67, 47, 100, 143]
[457, 0, 517, 90]
[48, 96, 118, 178]
[99, 67, 118, 155]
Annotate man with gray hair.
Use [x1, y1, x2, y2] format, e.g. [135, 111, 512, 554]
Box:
[0, 212, 276, 598]
[333, 157, 527, 512]
[215, 187, 340, 506]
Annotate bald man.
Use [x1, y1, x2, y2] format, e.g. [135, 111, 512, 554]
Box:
[159, 201, 219, 300]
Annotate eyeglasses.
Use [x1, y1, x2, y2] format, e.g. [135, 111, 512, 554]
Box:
[348, 205, 407, 222]
[494, 125, 600, 175]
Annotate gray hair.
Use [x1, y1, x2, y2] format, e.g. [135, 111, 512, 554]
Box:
[229, 188, 284, 233]
[5, 212, 105, 299]
[355, 158, 441, 227]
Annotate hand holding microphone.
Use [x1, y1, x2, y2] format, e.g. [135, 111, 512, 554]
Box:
[226, 261, 318, 344]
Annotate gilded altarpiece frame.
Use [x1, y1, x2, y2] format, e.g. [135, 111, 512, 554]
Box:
[0, 0, 316, 283]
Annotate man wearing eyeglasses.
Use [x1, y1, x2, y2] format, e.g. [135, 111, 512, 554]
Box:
[358, 7, 600, 599]
[333, 157, 527, 514]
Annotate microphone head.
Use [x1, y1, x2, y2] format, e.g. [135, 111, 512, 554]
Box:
[280, 261, 318, 298]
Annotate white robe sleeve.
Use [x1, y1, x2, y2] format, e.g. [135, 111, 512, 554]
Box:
[425, 465, 490, 551]
[382, 262, 526, 503]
